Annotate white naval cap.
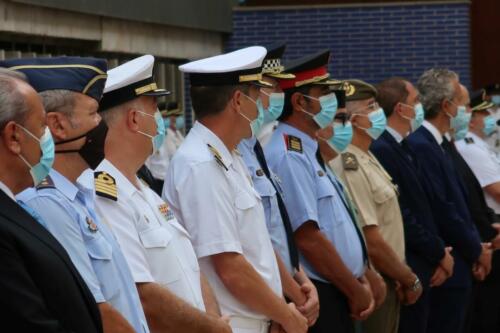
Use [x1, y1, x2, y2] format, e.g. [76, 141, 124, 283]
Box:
[179, 46, 272, 87]
[99, 54, 170, 111]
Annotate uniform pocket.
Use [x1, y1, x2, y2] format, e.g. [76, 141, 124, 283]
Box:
[373, 183, 396, 204]
[139, 226, 181, 284]
[235, 190, 258, 210]
[85, 235, 119, 300]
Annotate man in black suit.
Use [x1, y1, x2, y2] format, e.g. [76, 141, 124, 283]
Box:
[371, 77, 453, 333]
[443, 86, 500, 333]
[0, 69, 102, 332]
[406, 68, 491, 333]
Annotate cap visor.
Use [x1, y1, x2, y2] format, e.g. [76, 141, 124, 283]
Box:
[143, 88, 171, 97]
[252, 80, 274, 88]
[162, 109, 182, 117]
[267, 72, 296, 79]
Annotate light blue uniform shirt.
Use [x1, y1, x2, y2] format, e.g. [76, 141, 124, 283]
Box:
[238, 137, 294, 274]
[264, 123, 365, 282]
[17, 169, 149, 333]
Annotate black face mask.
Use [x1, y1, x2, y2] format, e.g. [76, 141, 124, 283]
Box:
[56, 120, 108, 169]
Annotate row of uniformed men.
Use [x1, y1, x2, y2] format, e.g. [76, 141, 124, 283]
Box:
[0, 42, 497, 333]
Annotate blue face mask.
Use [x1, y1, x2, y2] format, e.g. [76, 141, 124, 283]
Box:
[241, 93, 264, 138]
[163, 118, 170, 130]
[453, 113, 471, 141]
[301, 93, 338, 128]
[450, 105, 468, 133]
[175, 116, 185, 130]
[491, 95, 500, 106]
[483, 115, 496, 136]
[18, 126, 55, 186]
[355, 108, 387, 140]
[400, 102, 424, 132]
[261, 91, 285, 125]
[327, 122, 353, 153]
[137, 109, 165, 153]
[411, 103, 425, 132]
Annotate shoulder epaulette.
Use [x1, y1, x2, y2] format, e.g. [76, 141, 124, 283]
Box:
[285, 134, 303, 153]
[36, 176, 55, 190]
[464, 137, 474, 144]
[207, 144, 228, 171]
[342, 152, 359, 171]
[94, 171, 117, 201]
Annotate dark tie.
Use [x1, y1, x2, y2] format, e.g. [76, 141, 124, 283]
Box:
[253, 140, 299, 270]
[315, 150, 368, 264]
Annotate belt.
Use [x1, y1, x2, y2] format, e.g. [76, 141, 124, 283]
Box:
[230, 316, 271, 331]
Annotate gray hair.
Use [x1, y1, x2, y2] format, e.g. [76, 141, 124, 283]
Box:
[0, 70, 30, 131]
[417, 68, 459, 119]
[38, 89, 77, 118]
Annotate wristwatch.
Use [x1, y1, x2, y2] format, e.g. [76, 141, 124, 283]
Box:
[410, 277, 421, 292]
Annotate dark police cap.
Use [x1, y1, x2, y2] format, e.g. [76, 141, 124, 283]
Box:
[0, 56, 107, 102]
[470, 89, 494, 111]
[278, 49, 340, 90]
[261, 42, 295, 80]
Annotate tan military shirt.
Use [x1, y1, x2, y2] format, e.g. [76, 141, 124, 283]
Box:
[330, 144, 405, 261]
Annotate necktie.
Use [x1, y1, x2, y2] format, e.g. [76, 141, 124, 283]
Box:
[253, 140, 300, 270]
[316, 149, 368, 263]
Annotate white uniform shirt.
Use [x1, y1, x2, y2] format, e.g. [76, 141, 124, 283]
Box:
[456, 132, 500, 214]
[94, 159, 205, 310]
[163, 121, 282, 321]
[145, 127, 185, 180]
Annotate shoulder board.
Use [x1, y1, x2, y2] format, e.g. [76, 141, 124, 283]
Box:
[285, 134, 303, 153]
[464, 137, 474, 144]
[36, 176, 55, 190]
[342, 152, 359, 171]
[94, 171, 117, 201]
[207, 144, 228, 171]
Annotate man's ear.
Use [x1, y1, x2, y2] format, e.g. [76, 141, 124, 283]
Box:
[291, 91, 304, 112]
[2, 121, 23, 155]
[228, 89, 243, 114]
[441, 98, 452, 115]
[125, 108, 140, 132]
[46, 112, 67, 141]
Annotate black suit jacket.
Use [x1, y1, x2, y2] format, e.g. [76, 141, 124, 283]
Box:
[442, 137, 500, 281]
[371, 131, 445, 286]
[0, 190, 102, 333]
[407, 126, 482, 288]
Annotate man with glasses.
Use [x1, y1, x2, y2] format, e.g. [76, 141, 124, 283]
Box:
[265, 51, 374, 333]
[332, 79, 422, 333]
[368, 77, 451, 333]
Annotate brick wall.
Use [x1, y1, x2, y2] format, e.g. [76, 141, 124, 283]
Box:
[225, 2, 471, 87]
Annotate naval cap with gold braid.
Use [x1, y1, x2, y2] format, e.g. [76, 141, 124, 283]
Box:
[179, 46, 272, 88]
[99, 55, 170, 112]
[0, 56, 108, 103]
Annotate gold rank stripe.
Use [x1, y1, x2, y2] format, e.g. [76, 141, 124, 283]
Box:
[290, 141, 301, 150]
[95, 184, 117, 197]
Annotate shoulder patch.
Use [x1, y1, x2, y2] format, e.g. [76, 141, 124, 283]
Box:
[36, 176, 55, 190]
[465, 137, 474, 144]
[285, 134, 303, 153]
[342, 152, 359, 170]
[207, 144, 228, 171]
[94, 171, 117, 201]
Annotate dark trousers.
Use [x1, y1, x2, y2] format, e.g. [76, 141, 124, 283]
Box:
[466, 281, 500, 333]
[309, 279, 354, 333]
[427, 287, 471, 333]
[398, 287, 431, 333]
